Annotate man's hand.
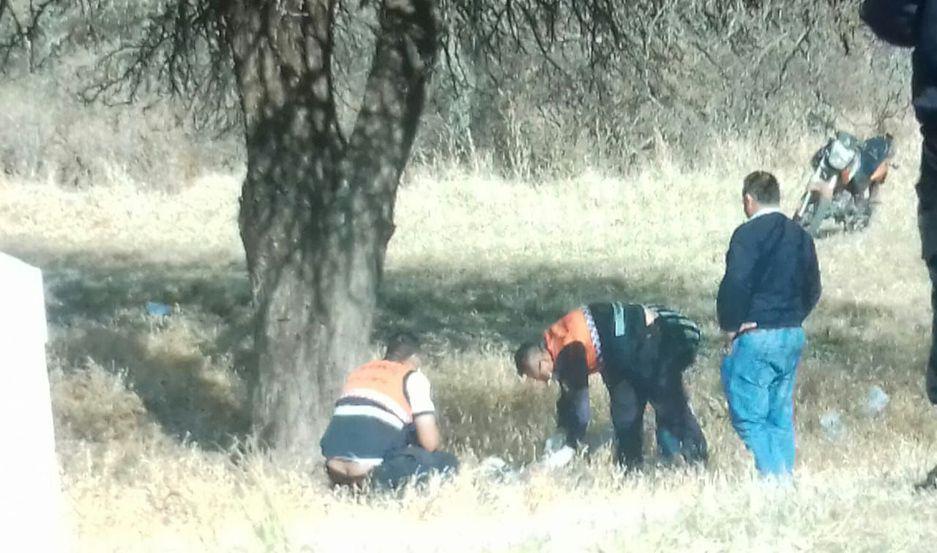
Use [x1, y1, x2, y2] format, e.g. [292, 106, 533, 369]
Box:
[539, 445, 575, 470]
[531, 432, 574, 473]
[413, 414, 441, 452]
[723, 322, 758, 355]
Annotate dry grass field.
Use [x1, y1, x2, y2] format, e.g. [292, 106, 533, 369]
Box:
[3, 128, 937, 551]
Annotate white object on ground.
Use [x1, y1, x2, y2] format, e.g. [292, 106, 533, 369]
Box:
[479, 456, 507, 473]
[819, 410, 844, 441]
[543, 431, 566, 454]
[0, 252, 69, 551]
[540, 445, 576, 470]
[864, 385, 889, 417]
[478, 456, 522, 483]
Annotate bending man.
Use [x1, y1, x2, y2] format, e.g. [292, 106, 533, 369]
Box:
[515, 302, 707, 469]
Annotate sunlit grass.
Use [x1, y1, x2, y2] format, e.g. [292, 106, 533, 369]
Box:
[3, 129, 937, 551]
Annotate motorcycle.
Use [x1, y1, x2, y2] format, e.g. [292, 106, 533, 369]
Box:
[792, 134, 894, 237]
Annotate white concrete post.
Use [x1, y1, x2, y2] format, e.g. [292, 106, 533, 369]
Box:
[0, 252, 69, 551]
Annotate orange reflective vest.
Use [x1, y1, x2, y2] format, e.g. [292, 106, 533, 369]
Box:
[543, 308, 601, 374]
[339, 360, 414, 424]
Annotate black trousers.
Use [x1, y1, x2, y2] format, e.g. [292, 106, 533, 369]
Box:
[370, 446, 460, 490]
[603, 368, 708, 469]
[919, 132, 937, 403]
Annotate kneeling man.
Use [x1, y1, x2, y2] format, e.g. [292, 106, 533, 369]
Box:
[320, 333, 459, 488]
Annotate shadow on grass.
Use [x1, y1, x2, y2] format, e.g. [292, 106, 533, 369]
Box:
[39, 255, 724, 452]
[378, 263, 722, 351]
[53, 325, 252, 448]
[39, 255, 254, 449]
[31, 252, 934, 454]
[40, 257, 251, 325]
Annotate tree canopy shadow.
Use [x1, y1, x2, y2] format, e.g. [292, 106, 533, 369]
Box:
[377, 262, 722, 352]
[39, 255, 250, 325]
[28, 252, 936, 453]
[36, 255, 253, 448]
[53, 324, 252, 448]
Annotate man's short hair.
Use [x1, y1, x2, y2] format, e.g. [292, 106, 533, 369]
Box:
[385, 332, 421, 362]
[514, 342, 541, 377]
[742, 171, 780, 205]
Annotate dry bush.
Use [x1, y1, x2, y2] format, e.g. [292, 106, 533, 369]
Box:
[421, 0, 913, 177]
[0, 0, 913, 186]
[49, 359, 154, 443]
[0, 70, 240, 190]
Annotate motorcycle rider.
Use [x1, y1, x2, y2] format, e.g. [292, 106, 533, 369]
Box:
[800, 130, 893, 235]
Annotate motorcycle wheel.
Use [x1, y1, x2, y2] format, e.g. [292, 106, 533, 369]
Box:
[794, 191, 814, 225]
[846, 198, 873, 232]
[797, 198, 823, 237]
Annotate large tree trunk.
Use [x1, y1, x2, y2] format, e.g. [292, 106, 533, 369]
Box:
[222, 0, 436, 453]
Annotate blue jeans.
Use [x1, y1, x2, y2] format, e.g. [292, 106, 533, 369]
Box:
[721, 328, 805, 476]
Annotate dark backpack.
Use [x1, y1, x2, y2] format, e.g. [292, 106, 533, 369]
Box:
[646, 305, 702, 368]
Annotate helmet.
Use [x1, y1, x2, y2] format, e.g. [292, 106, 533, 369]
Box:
[827, 131, 859, 171]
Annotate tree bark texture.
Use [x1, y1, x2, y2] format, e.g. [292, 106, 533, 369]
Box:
[221, 0, 436, 453]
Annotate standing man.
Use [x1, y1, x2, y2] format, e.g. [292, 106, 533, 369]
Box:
[319, 333, 459, 489]
[718, 171, 822, 477]
[514, 302, 708, 469]
[860, 0, 937, 406]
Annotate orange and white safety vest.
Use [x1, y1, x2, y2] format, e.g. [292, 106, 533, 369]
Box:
[543, 308, 603, 374]
[336, 360, 415, 428]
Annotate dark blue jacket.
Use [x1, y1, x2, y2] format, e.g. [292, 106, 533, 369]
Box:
[717, 212, 821, 332]
[553, 303, 700, 447]
[861, 0, 937, 131]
